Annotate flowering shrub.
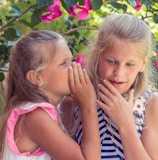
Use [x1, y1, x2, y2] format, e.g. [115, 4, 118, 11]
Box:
[153, 52, 158, 70]
[151, 52, 158, 89]
[75, 54, 87, 68]
[40, 0, 143, 22]
[154, 61, 158, 70]
[39, 0, 62, 23]
[40, 0, 93, 22]
[134, 0, 142, 11]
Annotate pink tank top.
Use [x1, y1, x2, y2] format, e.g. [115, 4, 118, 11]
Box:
[2, 102, 58, 160]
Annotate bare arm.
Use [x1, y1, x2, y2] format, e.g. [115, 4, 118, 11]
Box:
[25, 108, 86, 160]
[120, 92, 158, 160]
[58, 97, 76, 135]
[68, 62, 101, 160]
[23, 62, 100, 160]
[141, 92, 158, 160]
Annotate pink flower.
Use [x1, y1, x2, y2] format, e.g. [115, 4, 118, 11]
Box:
[84, 0, 92, 10]
[40, 13, 55, 23]
[40, 0, 62, 23]
[154, 61, 158, 69]
[135, 0, 142, 11]
[76, 54, 87, 68]
[69, 5, 89, 20]
[69, 0, 92, 20]
[156, 52, 158, 57]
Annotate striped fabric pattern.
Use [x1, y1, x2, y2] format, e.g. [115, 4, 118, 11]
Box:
[74, 94, 148, 160]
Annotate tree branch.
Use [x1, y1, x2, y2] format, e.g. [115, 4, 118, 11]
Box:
[63, 26, 99, 35]
[0, 5, 37, 32]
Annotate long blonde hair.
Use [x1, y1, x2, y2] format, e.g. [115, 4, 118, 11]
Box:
[0, 30, 67, 157]
[87, 13, 154, 99]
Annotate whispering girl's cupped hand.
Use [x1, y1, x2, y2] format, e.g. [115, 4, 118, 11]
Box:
[68, 62, 97, 110]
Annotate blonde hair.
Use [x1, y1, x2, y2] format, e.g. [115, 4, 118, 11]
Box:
[87, 13, 154, 99]
[0, 30, 67, 157]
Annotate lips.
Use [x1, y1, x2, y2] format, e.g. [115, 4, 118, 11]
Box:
[109, 80, 124, 86]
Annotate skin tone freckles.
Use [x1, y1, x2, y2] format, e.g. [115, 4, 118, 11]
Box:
[39, 41, 73, 105]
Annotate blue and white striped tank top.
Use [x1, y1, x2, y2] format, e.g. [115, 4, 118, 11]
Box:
[74, 90, 152, 160]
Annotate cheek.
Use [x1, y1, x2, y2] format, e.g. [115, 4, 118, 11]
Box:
[99, 63, 110, 79]
[128, 70, 140, 84]
[61, 69, 69, 82]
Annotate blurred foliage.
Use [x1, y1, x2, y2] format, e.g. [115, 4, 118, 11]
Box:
[0, 0, 158, 64]
[0, 0, 158, 81]
[0, 87, 4, 114]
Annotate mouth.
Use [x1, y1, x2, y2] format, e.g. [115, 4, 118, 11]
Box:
[109, 80, 124, 86]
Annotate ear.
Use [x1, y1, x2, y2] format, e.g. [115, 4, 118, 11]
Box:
[139, 56, 148, 72]
[26, 70, 42, 86]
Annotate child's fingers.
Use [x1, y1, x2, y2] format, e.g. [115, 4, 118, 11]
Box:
[68, 66, 74, 89]
[102, 80, 119, 96]
[76, 63, 85, 84]
[98, 83, 114, 100]
[83, 69, 90, 84]
[72, 62, 80, 85]
[127, 88, 134, 108]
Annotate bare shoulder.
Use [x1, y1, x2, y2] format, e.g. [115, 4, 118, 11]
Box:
[146, 91, 158, 108]
[15, 107, 58, 153]
[26, 107, 53, 122]
[145, 92, 158, 121]
[23, 107, 59, 141]
[141, 92, 158, 158]
[24, 107, 58, 133]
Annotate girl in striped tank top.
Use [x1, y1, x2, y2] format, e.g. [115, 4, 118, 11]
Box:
[59, 14, 158, 159]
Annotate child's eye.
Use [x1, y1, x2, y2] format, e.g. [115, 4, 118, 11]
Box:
[60, 60, 72, 66]
[126, 63, 135, 66]
[106, 59, 116, 64]
[60, 61, 67, 66]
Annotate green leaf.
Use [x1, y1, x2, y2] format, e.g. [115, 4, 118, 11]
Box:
[11, 5, 23, 16]
[4, 28, 18, 41]
[0, 45, 7, 60]
[127, 0, 136, 7]
[154, 15, 158, 23]
[14, 28, 22, 37]
[60, 0, 69, 11]
[31, 9, 42, 27]
[78, 0, 84, 6]
[19, 19, 32, 28]
[19, 0, 29, 2]
[143, 1, 152, 7]
[110, 2, 127, 12]
[36, 0, 52, 6]
[90, 0, 103, 10]
[0, 19, 2, 26]
[0, 73, 5, 82]
[5, 13, 21, 18]
[61, 0, 78, 8]
[5, 5, 23, 18]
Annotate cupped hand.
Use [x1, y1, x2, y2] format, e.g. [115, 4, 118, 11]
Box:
[68, 62, 97, 110]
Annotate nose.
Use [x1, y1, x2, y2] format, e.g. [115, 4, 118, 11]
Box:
[113, 64, 126, 77]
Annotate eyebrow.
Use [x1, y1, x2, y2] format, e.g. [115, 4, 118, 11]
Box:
[63, 55, 73, 61]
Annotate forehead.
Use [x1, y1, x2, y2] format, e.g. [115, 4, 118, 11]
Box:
[53, 40, 72, 59]
[103, 39, 143, 60]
